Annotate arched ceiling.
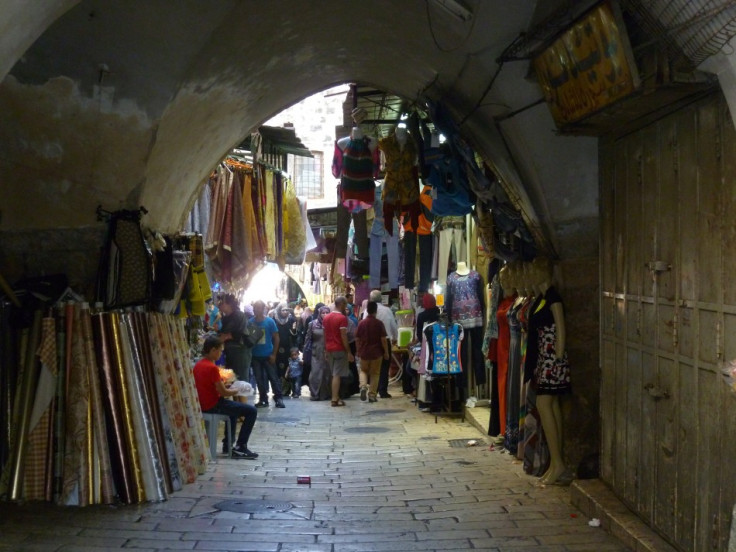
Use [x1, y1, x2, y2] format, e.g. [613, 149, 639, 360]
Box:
[0, 0, 633, 261]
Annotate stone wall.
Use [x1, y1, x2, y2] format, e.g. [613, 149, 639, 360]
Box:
[558, 256, 600, 474]
[0, 226, 106, 297]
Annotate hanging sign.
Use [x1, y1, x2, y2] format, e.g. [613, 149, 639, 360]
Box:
[533, 1, 640, 127]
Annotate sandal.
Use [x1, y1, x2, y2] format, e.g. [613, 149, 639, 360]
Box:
[331, 400, 346, 407]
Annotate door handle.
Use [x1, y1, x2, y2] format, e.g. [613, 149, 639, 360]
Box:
[644, 383, 670, 399]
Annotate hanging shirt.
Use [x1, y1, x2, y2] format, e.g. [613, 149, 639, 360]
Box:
[423, 321, 464, 374]
[445, 270, 485, 328]
[333, 138, 377, 209]
[402, 185, 434, 235]
[428, 154, 472, 216]
[379, 133, 419, 205]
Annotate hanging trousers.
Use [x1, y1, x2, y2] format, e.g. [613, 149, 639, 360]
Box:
[335, 204, 369, 258]
[437, 227, 466, 285]
[369, 232, 399, 289]
[403, 231, 434, 292]
[459, 326, 486, 386]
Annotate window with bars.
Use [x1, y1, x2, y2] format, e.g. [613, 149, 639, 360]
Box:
[290, 152, 324, 199]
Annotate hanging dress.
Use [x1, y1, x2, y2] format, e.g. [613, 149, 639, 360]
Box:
[528, 286, 571, 395]
[494, 294, 516, 437]
[337, 137, 376, 210]
[504, 298, 523, 455]
[516, 295, 534, 460]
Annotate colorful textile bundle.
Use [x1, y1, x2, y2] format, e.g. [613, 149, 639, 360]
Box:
[0, 305, 206, 505]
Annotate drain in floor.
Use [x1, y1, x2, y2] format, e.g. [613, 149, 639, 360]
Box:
[213, 499, 293, 514]
[343, 426, 391, 433]
[447, 438, 486, 448]
[363, 409, 404, 415]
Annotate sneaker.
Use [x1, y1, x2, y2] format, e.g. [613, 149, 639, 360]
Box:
[275, 400, 285, 408]
[368, 396, 377, 403]
[379, 393, 392, 399]
[360, 387, 367, 402]
[255, 401, 268, 408]
[232, 445, 258, 459]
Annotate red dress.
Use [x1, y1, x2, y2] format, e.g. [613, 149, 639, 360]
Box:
[494, 294, 516, 436]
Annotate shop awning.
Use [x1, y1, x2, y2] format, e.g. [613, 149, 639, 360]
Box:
[239, 125, 313, 158]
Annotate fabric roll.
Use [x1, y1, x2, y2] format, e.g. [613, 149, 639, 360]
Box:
[92, 312, 135, 504]
[111, 314, 145, 502]
[8, 310, 42, 500]
[80, 305, 115, 504]
[22, 316, 57, 500]
[166, 316, 207, 474]
[120, 315, 165, 502]
[132, 311, 174, 494]
[52, 307, 66, 503]
[61, 305, 91, 506]
[148, 313, 198, 483]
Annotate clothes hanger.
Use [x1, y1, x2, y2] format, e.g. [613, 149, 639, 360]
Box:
[54, 286, 84, 306]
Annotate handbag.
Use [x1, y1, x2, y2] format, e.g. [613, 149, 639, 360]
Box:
[241, 319, 265, 348]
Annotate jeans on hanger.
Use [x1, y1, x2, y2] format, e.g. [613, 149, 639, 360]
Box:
[404, 231, 434, 292]
[335, 204, 369, 258]
[437, 227, 466, 285]
[369, 232, 399, 289]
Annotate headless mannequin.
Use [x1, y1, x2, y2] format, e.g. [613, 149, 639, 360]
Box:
[455, 260, 470, 276]
[530, 259, 567, 485]
[337, 127, 376, 151]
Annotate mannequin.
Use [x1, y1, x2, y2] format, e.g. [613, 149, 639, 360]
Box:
[445, 261, 486, 386]
[379, 127, 420, 236]
[395, 126, 408, 149]
[527, 257, 570, 485]
[493, 264, 517, 438]
[332, 126, 377, 259]
[503, 262, 525, 455]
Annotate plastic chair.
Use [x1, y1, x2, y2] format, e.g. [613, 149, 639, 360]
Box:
[202, 412, 232, 460]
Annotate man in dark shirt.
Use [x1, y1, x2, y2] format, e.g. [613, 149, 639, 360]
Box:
[355, 301, 389, 402]
[218, 294, 252, 384]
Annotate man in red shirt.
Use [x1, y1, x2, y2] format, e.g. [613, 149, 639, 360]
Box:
[193, 335, 258, 459]
[322, 296, 354, 407]
[355, 301, 389, 402]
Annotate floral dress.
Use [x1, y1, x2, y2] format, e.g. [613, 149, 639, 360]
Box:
[527, 286, 571, 395]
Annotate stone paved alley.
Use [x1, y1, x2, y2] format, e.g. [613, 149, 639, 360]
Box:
[0, 393, 631, 552]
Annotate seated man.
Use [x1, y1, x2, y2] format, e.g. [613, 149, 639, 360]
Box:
[193, 335, 259, 459]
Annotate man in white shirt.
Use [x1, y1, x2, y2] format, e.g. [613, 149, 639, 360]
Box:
[362, 289, 398, 398]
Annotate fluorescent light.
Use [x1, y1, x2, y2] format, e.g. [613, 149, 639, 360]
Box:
[431, 0, 473, 22]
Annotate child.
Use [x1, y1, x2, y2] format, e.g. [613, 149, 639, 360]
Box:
[285, 347, 304, 398]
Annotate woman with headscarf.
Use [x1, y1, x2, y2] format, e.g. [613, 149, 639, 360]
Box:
[304, 305, 331, 401]
[416, 293, 440, 339]
[271, 302, 297, 396]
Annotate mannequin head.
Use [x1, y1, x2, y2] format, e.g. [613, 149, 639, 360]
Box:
[530, 257, 553, 292]
[350, 126, 363, 140]
[498, 264, 515, 297]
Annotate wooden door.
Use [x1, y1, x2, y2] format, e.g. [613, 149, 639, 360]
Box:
[600, 92, 736, 551]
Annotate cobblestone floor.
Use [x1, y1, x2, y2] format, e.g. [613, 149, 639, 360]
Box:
[0, 387, 631, 551]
